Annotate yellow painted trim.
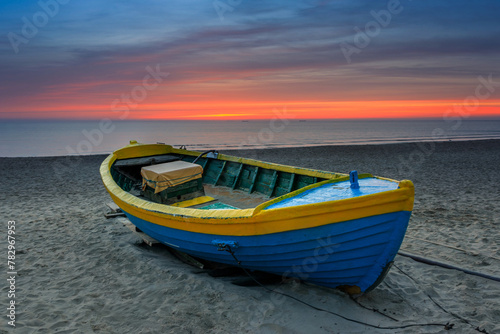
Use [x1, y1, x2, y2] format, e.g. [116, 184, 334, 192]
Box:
[170, 196, 216, 208]
[100, 142, 415, 236]
[120, 143, 348, 180]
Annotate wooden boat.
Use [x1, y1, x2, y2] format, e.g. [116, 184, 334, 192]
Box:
[100, 141, 414, 294]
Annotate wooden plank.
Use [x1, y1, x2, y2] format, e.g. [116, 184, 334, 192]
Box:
[248, 166, 259, 194]
[105, 202, 125, 218]
[104, 212, 126, 219]
[118, 218, 204, 269]
[214, 161, 227, 185]
[200, 158, 211, 183]
[106, 202, 122, 213]
[200, 157, 209, 170]
[231, 164, 244, 189]
[288, 173, 296, 193]
[237, 166, 252, 191]
[170, 196, 216, 208]
[268, 170, 278, 197]
[120, 218, 160, 247]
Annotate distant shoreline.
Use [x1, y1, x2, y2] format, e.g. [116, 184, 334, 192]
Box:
[2, 137, 500, 159]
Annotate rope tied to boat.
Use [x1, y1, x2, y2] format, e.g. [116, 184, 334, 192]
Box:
[223, 245, 241, 265]
[219, 244, 456, 332]
[212, 240, 243, 266]
[212, 240, 239, 255]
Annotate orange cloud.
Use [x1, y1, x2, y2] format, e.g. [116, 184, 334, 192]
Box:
[2, 96, 499, 120]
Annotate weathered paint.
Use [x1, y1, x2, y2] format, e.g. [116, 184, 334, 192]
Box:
[100, 141, 414, 292]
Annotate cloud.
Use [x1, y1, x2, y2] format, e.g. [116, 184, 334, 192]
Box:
[1, 0, 499, 118]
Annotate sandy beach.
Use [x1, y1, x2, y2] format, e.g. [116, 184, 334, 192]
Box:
[1, 139, 499, 333]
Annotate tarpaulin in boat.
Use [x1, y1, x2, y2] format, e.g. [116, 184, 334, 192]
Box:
[141, 161, 203, 193]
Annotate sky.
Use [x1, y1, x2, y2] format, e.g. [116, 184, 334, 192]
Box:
[1, 0, 500, 120]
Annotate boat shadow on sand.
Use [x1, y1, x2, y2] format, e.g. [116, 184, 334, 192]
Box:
[133, 237, 284, 287]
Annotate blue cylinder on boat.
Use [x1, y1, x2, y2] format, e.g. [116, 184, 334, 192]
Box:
[350, 170, 360, 189]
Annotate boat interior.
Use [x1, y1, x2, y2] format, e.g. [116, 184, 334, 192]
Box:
[110, 150, 343, 210]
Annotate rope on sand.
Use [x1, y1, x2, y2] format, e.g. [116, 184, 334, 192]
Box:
[397, 251, 500, 283]
[222, 245, 454, 331]
[404, 235, 500, 261]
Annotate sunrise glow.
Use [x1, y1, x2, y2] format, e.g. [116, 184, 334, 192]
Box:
[1, 1, 499, 120]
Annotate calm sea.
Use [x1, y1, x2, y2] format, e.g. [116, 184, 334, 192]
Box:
[1, 119, 500, 157]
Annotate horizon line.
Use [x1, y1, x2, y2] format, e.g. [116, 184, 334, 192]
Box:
[2, 115, 500, 121]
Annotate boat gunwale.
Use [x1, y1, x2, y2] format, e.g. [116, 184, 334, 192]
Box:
[100, 142, 414, 233]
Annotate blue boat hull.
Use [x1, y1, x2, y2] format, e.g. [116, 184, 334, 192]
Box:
[124, 210, 411, 292]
